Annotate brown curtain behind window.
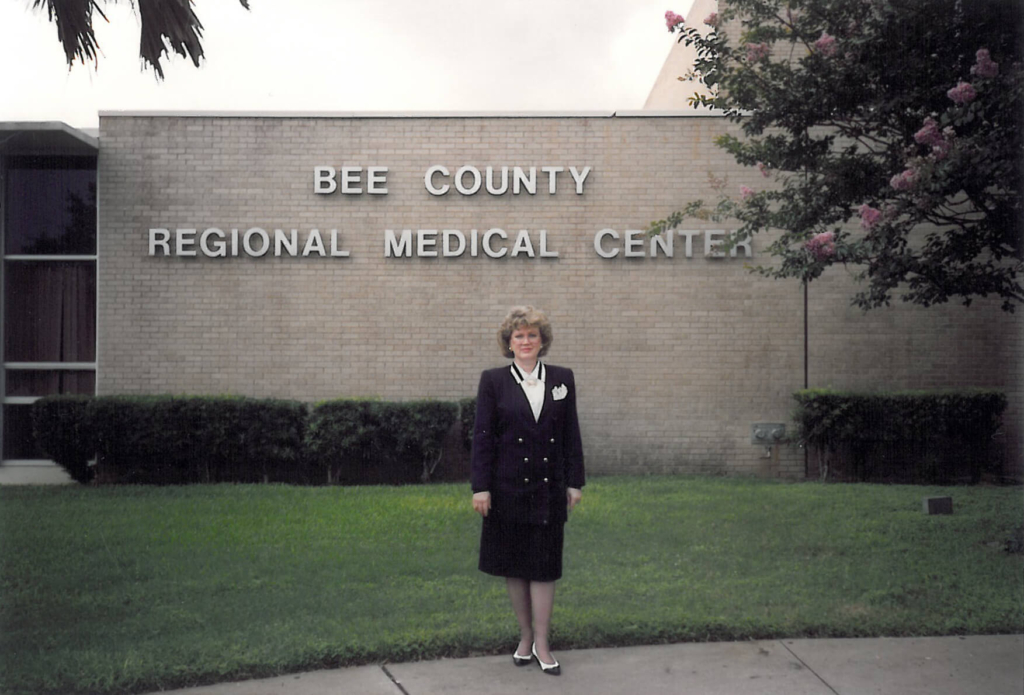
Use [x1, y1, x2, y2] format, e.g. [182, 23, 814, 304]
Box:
[4, 261, 96, 363]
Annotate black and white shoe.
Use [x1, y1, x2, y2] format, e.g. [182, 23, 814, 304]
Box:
[532, 643, 561, 676]
[512, 648, 533, 666]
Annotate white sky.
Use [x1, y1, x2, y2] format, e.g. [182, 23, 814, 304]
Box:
[0, 0, 694, 129]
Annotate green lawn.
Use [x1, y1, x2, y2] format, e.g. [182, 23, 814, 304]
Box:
[1, 477, 1021, 695]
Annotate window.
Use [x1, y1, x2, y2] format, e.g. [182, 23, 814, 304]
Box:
[2, 155, 97, 464]
[4, 261, 96, 362]
[5, 157, 96, 256]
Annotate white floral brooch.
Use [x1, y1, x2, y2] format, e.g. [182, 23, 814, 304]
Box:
[552, 384, 568, 401]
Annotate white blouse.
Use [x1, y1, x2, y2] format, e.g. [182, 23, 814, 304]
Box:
[512, 361, 545, 422]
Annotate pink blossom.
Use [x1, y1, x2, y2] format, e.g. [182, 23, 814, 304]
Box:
[914, 117, 956, 160]
[704, 12, 719, 27]
[665, 10, 686, 31]
[813, 32, 837, 57]
[740, 186, 755, 200]
[914, 117, 943, 147]
[756, 161, 770, 177]
[805, 231, 836, 262]
[746, 42, 771, 62]
[890, 168, 919, 191]
[971, 48, 999, 78]
[858, 204, 882, 230]
[931, 139, 952, 161]
[936, 126, 956, 160]
[947, 81, 977, 104]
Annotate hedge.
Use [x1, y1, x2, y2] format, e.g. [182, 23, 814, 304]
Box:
[30, 395, 95, 484]
[459, 397, 476, 452]
[89, 396, 308, 485]
[32, 395, 468, 486]
[304, 399, 379, 485]
[305, 399, 458, 485]
[793, 389, 1007, 483]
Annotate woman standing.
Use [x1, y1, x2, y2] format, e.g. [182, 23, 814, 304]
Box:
[471, 306, 585, 676]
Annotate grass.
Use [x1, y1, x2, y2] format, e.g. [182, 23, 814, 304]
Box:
[1, 476, 1021, 695]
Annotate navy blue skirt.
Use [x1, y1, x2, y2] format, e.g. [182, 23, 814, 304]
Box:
[478, 516, 564, 582]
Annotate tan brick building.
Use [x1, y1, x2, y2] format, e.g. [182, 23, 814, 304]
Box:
[2, 110, 1019, 483]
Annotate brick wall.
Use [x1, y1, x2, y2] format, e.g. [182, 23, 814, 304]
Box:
[96, 113, 1021, 479]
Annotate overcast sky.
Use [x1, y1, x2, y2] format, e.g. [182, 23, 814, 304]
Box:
[0, 0, 695, 129]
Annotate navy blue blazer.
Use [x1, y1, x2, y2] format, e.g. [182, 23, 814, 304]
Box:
[471, 362, 585, 525]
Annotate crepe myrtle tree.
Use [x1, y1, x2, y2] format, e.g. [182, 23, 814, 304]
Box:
[651, 0, 1023, 311]
[32, 0, 249, 79]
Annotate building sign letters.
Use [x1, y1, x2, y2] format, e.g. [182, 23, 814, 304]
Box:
[147, 164, 752, 260]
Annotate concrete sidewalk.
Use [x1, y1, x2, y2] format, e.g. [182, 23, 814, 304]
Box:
[150, 634, 1023, 695]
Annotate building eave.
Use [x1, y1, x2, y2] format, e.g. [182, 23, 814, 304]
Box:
[0, 122, 99, 155]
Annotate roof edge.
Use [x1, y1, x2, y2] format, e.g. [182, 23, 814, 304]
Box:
[0, 121, 98, 151]
[99, 110, 616, 119]
[97, 109, 728, 120]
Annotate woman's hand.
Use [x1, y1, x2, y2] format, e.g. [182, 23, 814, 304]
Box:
[567, 487, 582, 511]
[472, 491, 491, 517]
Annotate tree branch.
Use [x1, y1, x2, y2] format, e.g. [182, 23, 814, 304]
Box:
[35, 0, 250, 78]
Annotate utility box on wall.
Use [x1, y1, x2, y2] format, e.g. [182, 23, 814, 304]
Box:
[751, 423, 786, 445]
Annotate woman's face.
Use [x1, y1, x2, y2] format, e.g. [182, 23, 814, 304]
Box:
[509, 324, 542, 362]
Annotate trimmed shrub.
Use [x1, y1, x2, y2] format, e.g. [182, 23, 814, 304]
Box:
[90, 396, 170, 484]
[459, 397, 476, 453]
[32, 394, 464, 486]
[377, 400, 459, 483]
[305, 400, 379, 485]
[31, 395, 96, 484]
[235, 399, 309, 483]
[793, 389, 1007, 483]
[90, 396, 307, 485]
[306, 399, 458, 485]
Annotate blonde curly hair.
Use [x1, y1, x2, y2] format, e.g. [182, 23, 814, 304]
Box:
[497, 305, 553, 359]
